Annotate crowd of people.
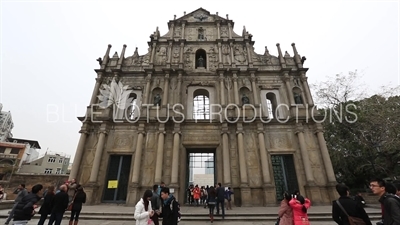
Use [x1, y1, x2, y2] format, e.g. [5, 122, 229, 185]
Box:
[276, 178, 400, 225]
[3, 178, 86, 225]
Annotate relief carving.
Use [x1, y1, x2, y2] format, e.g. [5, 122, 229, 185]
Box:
[184, 47, 193, 69]
[233, 45, 247, 64]
[172, 47, 180, 64]
[156, 47, 167, 65]
[222, 44, 231, 65]
[174, 27, 181, 38]
[208, 46, 218, 71]
[220, 26, 228, 38]
[186, 28, 195, 41]
[113, 134, 133, 149]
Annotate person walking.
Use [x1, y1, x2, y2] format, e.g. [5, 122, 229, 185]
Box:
[207, 186, 217, 223]
[158, 187, 179, 225]
[5, 184, 28, 225]
[215, 183, 225, 219]
[13, 184, 44, 225]
[47, 185, 69, 225]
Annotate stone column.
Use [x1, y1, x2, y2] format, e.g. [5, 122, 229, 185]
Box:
[229, 42, 235, 66]
[90, 76, 103, 105]
[181, 23, 186, 39]
[296, 126, 314, 184]
[167, 42, 173, 64]
[176, 71, 183, 105]
[283, 71, 294, 105]
[179, 42, 184, 64]
[162, 72, 170, 106]
[144, 73, 152, 104]
[89, 129, 107, 183]
[131, 131, 145, 184]
[228, 23, 232, 39]
[170, 23, 175, 39]
[69, 128, 88, 180]
[300, 72, 314, 106]
[257, 130, 272, 184]
[170, 131, 181, 185]
[154, 129, 166, 184]
[219, 72, 225, 106]
[236, 129, 248, 184]
[250, 72, 259, 105]
[216, 22, 221, 39]
[150, 43, 156, 64]
[315, 125, 336, 183]
[232, 72, 239, 105]
[217, 43, 222, 64]
[221, 131, 231, 185]
[245, 42, 252, 64]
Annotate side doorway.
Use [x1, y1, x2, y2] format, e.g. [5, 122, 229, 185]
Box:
[102, 155, 132, 203]
[271, 154, 299, 202]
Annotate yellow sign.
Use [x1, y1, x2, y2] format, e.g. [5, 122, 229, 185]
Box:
[108, 180, 118, 189]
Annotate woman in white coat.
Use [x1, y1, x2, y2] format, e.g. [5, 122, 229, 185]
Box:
[134, 190, 155, 225]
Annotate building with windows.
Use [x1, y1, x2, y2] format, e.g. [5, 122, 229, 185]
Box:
[0, 104, 14, 142]
[8, 138, 40, 164]
[0, 141, 26, 180]
[18, 151, 70, 175]
[71, 8, 337, 206]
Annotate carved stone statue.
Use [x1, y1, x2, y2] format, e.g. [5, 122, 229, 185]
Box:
[154, 94, 162, 106]
[197, 56, 204, 67]
[198, 27, 205, 40]
[242, 94, 250, 105]
[294, 93, 303, 104]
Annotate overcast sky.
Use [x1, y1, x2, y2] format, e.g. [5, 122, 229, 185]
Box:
[1, 0, 398, 161]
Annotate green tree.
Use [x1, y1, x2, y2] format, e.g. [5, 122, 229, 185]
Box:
[312, 71, 400, 188]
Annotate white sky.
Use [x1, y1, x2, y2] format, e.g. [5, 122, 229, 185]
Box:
[1, 0, 399, 161]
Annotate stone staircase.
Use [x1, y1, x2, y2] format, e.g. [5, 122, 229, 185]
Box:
[0, 209, 383, 222]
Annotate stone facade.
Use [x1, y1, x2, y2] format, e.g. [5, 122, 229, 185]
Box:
[70, 8, 337, 206]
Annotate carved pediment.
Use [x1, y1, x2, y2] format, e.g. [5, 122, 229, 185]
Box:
[175, 8, 226, 23]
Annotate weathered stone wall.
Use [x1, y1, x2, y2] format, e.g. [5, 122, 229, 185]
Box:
[0, 174, 68, 200]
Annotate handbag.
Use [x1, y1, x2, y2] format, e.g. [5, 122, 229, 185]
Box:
[66, 193, 77, 211]
[274, 217, 280, 225]
[335, 200, 366, 225]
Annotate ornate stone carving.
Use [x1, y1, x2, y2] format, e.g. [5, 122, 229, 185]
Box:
[156, 47, 167, 65]
[174, 27, 181, 38]
[186, 28, 195, 41]
[184, 47, 193, 69]
[222, 44, 231, 65]
[208, 46, 218, 71]
[233, 45, 247, 64]
[172, 47, 180, 64]
[113, 134, 133, 149]
[221, 26, 228, 38]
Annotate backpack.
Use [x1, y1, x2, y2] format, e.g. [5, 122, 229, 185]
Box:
[170, 199, 181, 223]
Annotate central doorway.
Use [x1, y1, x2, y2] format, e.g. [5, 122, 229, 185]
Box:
[185, 149, 216, 205]
[102, 155, 132, 203]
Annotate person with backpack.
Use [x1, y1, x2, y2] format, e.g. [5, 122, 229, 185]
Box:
[158, 187, 180, 225]
[370, 178, 400, 225]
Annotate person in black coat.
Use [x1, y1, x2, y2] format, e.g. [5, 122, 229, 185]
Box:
[48, 184, 69, 225]
[332, 184, 372, 225]
[69, 185, 86, 225]
[37, 186, 55, 225]
[13, 184, 43, 223]
[215, 183, 225, 219]
[158, 187, 179, 225]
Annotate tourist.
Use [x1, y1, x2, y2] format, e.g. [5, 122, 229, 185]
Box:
[289, 194, 311, 225]
[69, 185, 86, 225]
[5, 184, 28, 225]
[216, 183, 225, 219]
[370, 178, 400, 225]
[207, 186, 217, 223]
[13, 184, 43, 225]
[224, 187, 234, 210]
[332, 184, 371, 225]
[134, 190, 154, 225]
[48, 184, 69, 225]
[37, 185, 55, 225]
[151, 185, 161, 225]
[158, 187, 179, 225]
[277, 192, 293, 225]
